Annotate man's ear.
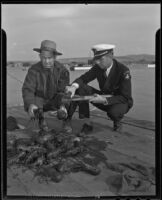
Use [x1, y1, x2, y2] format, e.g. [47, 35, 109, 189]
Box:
[108, 50, 114, 59]
[110, 50, 114, 56]
[107, 51, 113, 59]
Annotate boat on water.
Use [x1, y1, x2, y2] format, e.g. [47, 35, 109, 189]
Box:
[70, 65, 92, 71]
[148, 64, 155, 68]
[74, 66, 92, 70]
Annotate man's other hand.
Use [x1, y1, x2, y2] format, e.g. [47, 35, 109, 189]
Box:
[89, 94, 108, 105]
[28, 104, 38, 118]
[65, 85, 77, 98]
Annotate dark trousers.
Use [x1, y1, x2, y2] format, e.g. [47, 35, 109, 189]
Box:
[43, 94, 65, 112]
[34, 93, 72, 115]
[33, 93, 80, 120]
[72, 84, 129, 122]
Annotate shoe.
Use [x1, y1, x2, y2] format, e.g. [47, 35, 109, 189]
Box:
[57, 105, 68, 120]
[113, 121, 122, 132]
[62, 119, 72, 134]
[81, 123, 93, 134]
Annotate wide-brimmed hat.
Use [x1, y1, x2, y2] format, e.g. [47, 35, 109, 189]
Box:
[33, 40, 62, 55]
[92, 44, 115, 60]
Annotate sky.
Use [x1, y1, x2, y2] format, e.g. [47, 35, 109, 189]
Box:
[2, 4, 160, 61]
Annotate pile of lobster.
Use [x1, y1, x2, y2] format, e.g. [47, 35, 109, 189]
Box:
[7, 128, 101, 183]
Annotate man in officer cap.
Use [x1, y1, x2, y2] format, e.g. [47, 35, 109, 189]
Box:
[66, 44, 133, 132]
[22, 40, 72, 133]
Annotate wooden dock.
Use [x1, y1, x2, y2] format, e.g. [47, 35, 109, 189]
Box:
[6, 106, 155, 197]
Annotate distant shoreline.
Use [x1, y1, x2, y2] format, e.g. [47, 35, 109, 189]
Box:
[7, 54, 155, 64]
[7, 63, 155, 70]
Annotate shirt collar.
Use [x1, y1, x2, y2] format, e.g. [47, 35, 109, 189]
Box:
[106, 61, 113, 73]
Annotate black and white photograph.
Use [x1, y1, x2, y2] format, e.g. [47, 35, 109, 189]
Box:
[1, 3, 161, 198]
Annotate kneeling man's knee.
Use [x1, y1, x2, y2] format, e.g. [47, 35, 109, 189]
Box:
[76, 84, 94, 96]
[107, 104, 129, 121]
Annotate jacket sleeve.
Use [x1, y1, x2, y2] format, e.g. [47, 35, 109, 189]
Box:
[107, 70, 133, 107]
[22, 68, 37, 110]
[73, 65, 97, 87]
[57, 68, 70, 92]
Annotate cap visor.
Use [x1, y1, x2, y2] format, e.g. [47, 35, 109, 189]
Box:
[33, 48, 41, 53]
[55, 51, 62, 55]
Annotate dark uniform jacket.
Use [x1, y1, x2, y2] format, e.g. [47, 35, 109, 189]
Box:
[74, 59, 133, 109]
[22, 61, 69, 111]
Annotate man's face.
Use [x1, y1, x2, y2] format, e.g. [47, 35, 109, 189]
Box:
[94, 53, 113, 70]
[39, 51, 56, 69]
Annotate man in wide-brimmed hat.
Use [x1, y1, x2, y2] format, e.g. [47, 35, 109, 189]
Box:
[66, 44, 133, 133]
[22, 40, 72, 133]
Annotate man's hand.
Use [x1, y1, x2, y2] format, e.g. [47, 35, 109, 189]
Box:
[89, 94, 108, 105]
[65, 85, 77, 98]
[28, 104, 38, 118]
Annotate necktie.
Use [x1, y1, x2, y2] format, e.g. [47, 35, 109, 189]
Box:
[103, 70, 107, 78]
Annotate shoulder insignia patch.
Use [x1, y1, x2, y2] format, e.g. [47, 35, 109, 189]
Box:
[124, 70, 131, 80]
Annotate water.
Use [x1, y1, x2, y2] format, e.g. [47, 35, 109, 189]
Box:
[7, 66, 155, 122]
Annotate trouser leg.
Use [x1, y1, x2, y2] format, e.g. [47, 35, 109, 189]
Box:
[43, 94, 75, 120]
[106, 103, 129, 122]
[75, 84, 102, 118]
[43, 94, 68, 111]
[43, 96, 59, 112]
[90, 100, 129, 122]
